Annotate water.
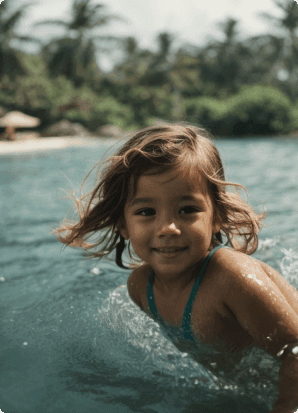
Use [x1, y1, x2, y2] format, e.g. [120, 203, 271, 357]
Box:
[1, 136, 298, 413]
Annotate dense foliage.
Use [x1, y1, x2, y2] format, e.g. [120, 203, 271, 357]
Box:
[1, 0, 298, 136]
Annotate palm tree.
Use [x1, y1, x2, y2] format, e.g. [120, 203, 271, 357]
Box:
[34, 0, 128, 86]
[197, 18, 250, 96]
[241, 33, 284, 86]
[140, 33, 199, 89]
[111, 36, 155, 85]
[257, 0, 298, 100]
[139, 32, 200, 119]
[0, 1, 40, 78]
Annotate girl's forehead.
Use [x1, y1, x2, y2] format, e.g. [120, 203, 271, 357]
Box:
[137, 168, 208, 192]
[125, 169, 212, 212]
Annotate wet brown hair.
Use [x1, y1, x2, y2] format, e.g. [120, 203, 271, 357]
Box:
[52, 121, 266, 269]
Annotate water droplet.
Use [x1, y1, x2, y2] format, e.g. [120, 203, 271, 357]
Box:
[91, 268, 100, 275]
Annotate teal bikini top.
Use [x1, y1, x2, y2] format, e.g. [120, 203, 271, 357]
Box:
[147, 244, 225, 343]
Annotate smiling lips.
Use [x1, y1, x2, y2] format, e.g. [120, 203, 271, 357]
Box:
[153, 247, 186, 253]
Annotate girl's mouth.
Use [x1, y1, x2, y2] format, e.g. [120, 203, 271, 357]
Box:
[153, 248, 187, 257]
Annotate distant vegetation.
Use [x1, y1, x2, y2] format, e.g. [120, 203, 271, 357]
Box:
[0, 0, 298, 136]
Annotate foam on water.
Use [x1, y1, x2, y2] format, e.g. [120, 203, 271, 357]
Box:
[96, 242, 298, 410]
[97, 286, 281, 408]
[280, 248, 298, 280]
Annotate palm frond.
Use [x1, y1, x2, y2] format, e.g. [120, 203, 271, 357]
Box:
[1, 2, 37, 31]
[90, 4, 106, 12]
[1, 10, 22, 33]
[92, 34, 125, 44]
[89, 14, 129, 29]
[33, 19, 69, 28]
[12, 35, 42, 44]
[257, 11, 278, 23]
[274, 0, 294, 13]
[0, 0, 9, 14]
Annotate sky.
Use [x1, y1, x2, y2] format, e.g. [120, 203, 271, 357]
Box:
[6, 0, 291, 72]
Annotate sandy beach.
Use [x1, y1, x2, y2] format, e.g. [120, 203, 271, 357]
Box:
[0, 136, 115, 155]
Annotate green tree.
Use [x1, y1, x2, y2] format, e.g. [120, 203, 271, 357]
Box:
[240, 34, 284, 86]
[0, 1, 40, 78]
[107, 37, 170, 125]
[34, 0, 128, 87]
[111, 36, 155, 86]
[140, 32, 199, 92]
[257, 0, 298, 100]
[137, 32, 200, 120]
[197, 18, 251, 96]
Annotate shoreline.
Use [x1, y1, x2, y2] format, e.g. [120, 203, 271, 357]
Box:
[0, 133, 297, 155]
[0, 136, 118, 155]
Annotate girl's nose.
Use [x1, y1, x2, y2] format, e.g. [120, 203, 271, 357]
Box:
[156, 221, 181, 236]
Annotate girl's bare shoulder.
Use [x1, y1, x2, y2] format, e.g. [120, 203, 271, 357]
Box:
[213, 246, 280, 283]
[212, 247, 298, 356]
[213, 247, 298, 315]
[212, 246, 259, 274]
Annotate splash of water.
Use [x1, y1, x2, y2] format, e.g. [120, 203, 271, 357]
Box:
[96, 285, 281, 408]
[280, 247, 298, 284]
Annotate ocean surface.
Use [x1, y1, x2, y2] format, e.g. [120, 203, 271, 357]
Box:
[1, 136, 298, 413]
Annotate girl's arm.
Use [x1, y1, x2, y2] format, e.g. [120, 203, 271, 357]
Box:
[220, 254, 298, 412]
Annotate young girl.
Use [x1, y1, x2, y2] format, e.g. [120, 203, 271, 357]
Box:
[54, 122, 298, 413]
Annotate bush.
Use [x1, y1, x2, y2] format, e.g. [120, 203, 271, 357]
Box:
[184, 97, 227, 135]
[290, 101, 298, 133]
[115, 86, 174, 127]
[0, 74, 78, 124]
[184, 85, 294, 136]
[0, 75, 136, 131]
[226, 85, 293, 136]
[89, 96, 135, 130]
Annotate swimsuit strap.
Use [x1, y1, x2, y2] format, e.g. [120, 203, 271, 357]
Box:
[181, 244, 224, 340]
[147, 244, 225, 341]
[148, 270, 159, 319]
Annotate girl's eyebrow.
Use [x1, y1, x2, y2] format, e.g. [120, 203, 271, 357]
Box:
[129, 195, 203, 208]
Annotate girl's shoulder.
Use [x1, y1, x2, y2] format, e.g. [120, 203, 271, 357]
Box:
[214, 246, 298, 309]
[213, 246, 298, 319]
[212, 247, 283, 293]
[212, 247, 298, 358]
[204, 246, 261, 288]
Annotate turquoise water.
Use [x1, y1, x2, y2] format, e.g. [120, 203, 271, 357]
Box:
[1, 137, 298, 413]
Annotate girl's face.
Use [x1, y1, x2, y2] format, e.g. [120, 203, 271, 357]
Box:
[119, 168, 220, 290]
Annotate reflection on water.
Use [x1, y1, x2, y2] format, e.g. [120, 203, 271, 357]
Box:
[1, 138, 298, 413]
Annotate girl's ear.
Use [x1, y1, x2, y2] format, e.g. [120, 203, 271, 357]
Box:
[212, 213, 221, 235]
[213, 222, 221, 235]
[120, 228, 129, 240]
[117, 219, 129, 240]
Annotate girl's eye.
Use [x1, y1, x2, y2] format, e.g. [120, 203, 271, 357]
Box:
[136, 208, 154, 217]
[181, 206, 196, 214]
[136, 206, 196, 217]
